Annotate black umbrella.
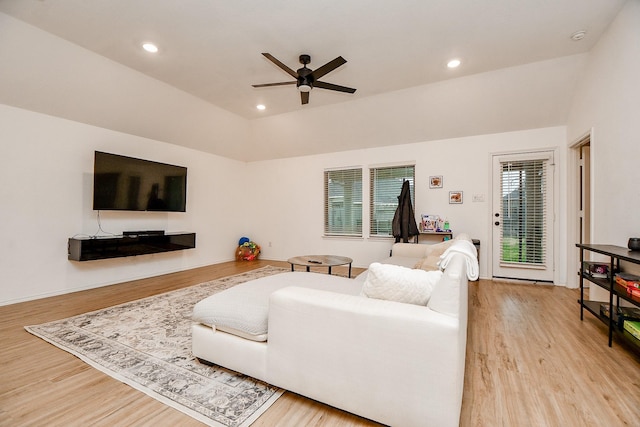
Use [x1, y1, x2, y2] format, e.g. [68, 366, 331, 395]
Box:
[392, 180, 419, 243]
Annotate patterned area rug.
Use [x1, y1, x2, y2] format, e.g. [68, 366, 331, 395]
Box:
[25, 266, 288, 427]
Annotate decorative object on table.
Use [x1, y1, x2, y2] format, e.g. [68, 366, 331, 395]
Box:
[429, 175, 443, 189]
[25, 266, 288, 427]
[420, 214, 439, 232]
[235, 237, 261, 261]
[449, 191, 463, 204]
[628, 237, 640, 251]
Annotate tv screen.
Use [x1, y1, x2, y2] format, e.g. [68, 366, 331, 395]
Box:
[93, 151, 187, 212]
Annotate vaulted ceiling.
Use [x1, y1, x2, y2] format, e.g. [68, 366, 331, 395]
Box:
[0, 0, 628, 160]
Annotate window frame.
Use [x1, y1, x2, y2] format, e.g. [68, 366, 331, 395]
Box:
[323, 167, 363, 237]
[369, 164, 416, 238]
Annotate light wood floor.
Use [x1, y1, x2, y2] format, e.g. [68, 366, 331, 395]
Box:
[1, 260, 639, 426]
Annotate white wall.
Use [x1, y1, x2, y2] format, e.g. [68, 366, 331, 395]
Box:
[6, 3, 638, 304]
[566, 0, 640, 294]
[247, 126, 568, 283]
[0, 105, 247, 305]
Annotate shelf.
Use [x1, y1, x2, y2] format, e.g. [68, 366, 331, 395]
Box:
[580, 300, 609, 323]
[581, 272, 612, 291]
[621, 330, 640, 350]
[576, 243, 640, 264]
[68, 232, 196, 261]
[613, 283, 640, 306]
[577, 243, 640, 352]
[416, 231, 453, 244]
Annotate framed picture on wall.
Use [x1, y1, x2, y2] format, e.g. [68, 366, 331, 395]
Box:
[429, 176, 443, 188]
[449, 191, 463, 204]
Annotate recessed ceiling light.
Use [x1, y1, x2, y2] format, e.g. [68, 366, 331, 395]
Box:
[142, 43, 159, 53]
[447, 59, 461, 68]
[256, 104, 266, 111]
[570, 30, 587, 41]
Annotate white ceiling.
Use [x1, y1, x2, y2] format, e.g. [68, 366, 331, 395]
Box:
[0, 0, 628, 160]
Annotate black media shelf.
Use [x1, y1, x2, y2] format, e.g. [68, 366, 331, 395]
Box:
[68, 232, 196, 261]
[576, 243, 640, 351]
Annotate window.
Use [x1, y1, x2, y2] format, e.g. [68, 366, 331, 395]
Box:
[324, 168, 362, 236]
[499, 158, 547, 264]
[370, 165, 415, 237]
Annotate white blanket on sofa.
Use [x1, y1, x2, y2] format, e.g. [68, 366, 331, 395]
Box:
[439, 239, 479, 281]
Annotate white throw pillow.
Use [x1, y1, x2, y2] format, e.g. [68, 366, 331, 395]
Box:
[362, 262, 442, 306]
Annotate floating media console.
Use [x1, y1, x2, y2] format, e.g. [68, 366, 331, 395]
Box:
[68, 232, 196, 261]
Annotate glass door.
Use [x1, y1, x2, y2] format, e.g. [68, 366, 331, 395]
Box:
[492, 151, 554, 282]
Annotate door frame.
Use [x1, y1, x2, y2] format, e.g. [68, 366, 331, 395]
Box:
[488, 147, 560, 284]
[566, 129, 594, 289]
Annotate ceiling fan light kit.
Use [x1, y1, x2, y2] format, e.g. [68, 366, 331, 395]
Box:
[253, 53, 356, 105]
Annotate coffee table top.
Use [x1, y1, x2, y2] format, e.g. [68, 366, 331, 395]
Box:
[287, 255, 353, 268]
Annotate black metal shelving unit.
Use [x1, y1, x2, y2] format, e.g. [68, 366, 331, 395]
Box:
[577, 243, 640, 349]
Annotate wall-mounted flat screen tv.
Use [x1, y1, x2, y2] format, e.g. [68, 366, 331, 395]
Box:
[93, 151, 187, 212]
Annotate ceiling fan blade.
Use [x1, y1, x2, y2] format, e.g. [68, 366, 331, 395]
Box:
[301, 91, 310, 105]
[314, 81, 357, 94]
[261, 53, 298, 79]
[252, 81, 296, 88]
[310, 56, 347, 80]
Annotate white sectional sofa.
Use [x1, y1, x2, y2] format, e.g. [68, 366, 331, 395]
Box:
[191, 237, 477, 427]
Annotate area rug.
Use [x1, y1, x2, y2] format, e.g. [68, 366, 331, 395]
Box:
[25, 265, 288, 427]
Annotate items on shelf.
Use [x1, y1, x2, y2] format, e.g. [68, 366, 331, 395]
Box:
[582, 261, 610, 278]
[628, 237, 640, 251]
[600, 303, 611, 318]
[419, 214, 451, 233]
[623, 320, 640, 341]
[600, 304, 640, 329]
[619, 306, 640, 321]
[615, 272, 640, 297]
[420, 214, 438, 232]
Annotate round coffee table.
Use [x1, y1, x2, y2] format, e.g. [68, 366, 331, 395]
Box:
[287, 255, 353, 278]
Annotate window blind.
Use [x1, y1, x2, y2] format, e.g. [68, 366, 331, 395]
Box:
[500, 159, 547, 265]
[324, 168, 362, 236]
[369, 165, 415, 237]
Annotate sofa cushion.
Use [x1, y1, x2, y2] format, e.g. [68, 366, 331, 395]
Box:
[362, 262, 442, 305]
[192, 271, 362, 341]
[413, 238, 459, 271]
[355, 255, 422, 282]
[414, 254, 441, 271]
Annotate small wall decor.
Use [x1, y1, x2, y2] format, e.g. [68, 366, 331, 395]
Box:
[449, 191, 463, 204]
[429, 175, 443, 188]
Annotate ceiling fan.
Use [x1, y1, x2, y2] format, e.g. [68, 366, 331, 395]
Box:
[252, 53, 356, 105]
